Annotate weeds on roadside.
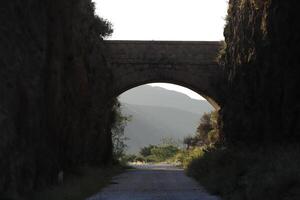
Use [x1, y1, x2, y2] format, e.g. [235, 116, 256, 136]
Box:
[186, 144, 300, 200]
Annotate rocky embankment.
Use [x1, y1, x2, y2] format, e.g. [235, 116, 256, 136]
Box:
[220, 0, 300, 144]
[0, 0, 114, 197]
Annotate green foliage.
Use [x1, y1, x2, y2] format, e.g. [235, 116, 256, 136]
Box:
[139, 145, 157, 157]
[143, 155, 158, 163]
[135, 156, 146, 162]
[136, 140, 180, 163]
[111, 100, 131, 161]
[197, 113, 213, 139]
[195, 112, 215, 145]
[183, 135, 196, 149]
[184, 111, 220, 149]
[186, 144, 300, 200]
[121, 154, 137, 163]
[173, 147, 205, 168]
[150, 145, 180, 162]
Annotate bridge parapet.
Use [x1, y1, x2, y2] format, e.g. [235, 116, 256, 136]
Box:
[104, 40, 221, 65]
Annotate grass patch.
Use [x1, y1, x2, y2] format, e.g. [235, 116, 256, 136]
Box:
[28, 165, 124, 200]
[186, 144, 300, 200]
[170, 147, 205, 168]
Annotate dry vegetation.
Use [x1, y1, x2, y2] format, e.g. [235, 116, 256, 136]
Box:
[186, 144, 300, 200]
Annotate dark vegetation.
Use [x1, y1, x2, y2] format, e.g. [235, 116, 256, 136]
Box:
[0, 0, 117, 198]
[178, 110, 300, 200]
[26, 100, 129, 200]
[29, 165, 124, 200]
[185, 1, 300, 199]
[220, 0, 300, 143]
[183, 111, 219, 149]
[187, 145, 300, 200]
[111, 100, 131, 162]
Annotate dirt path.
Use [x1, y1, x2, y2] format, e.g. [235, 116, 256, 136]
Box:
[87, 164, 220, 200]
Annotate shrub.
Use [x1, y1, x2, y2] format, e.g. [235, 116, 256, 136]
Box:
[134, 144, 181, 163]
[150, 145, 180, 162]
[121, 154, 137, 163]
[139, 145, 157, 157]
[174, 147, 205, 168]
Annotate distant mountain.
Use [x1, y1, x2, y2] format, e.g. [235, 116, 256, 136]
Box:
[119, 85, 213, 115]
[119, 85, 213, 153]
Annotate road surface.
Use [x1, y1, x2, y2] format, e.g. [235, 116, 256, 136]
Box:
[87, 163, 220, 200]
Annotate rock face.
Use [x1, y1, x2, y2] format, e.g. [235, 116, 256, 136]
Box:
[220, 0, 300, 143]
[0, 0, 114, 197]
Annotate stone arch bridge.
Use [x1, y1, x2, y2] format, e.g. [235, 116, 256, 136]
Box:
[104, 40, 224, 109]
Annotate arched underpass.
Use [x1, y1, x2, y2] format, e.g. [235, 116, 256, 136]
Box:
[88, 83, 219, 200]
[117, 83, 214, 154]
[97, 43, 224, 196]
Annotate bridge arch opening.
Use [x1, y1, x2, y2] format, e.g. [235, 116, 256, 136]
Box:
[113, 80, 221, 110]
[113, 82, 217, 156]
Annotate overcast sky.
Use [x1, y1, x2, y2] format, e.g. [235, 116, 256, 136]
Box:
[93, 0, 228, 99]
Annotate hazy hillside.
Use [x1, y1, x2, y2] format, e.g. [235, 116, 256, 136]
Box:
[119, 85, 213, 115]
[119, 85, 213, 153]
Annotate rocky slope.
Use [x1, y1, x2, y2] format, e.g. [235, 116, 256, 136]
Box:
[220, 0, 300, 143]
[0, 0, 114, 197]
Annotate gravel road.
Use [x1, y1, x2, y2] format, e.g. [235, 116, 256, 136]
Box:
[87, 163, 220, 200]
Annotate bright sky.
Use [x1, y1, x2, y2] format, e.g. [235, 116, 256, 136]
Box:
[148, 83, 204, 100]
[93, 0, 228, 99]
